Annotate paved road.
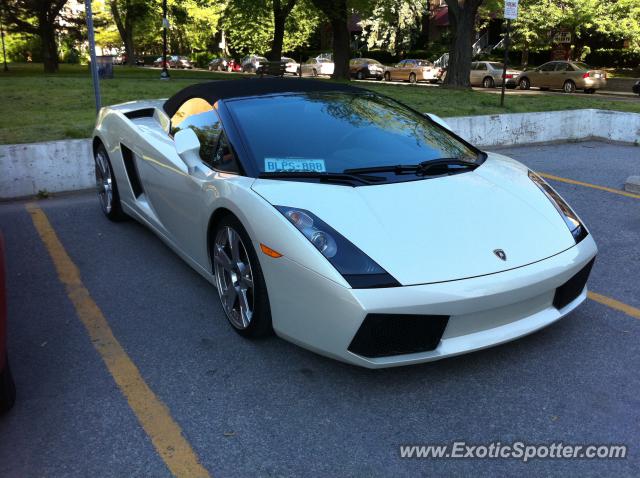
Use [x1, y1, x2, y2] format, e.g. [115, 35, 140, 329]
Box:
[0, 141, 638, 477]
[355, 78, 639, 102]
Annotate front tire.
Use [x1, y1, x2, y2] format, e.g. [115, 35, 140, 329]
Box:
[94, 144, 126, 221]
[212, 215, 272, 338]
[356, 70, 365, 80]
[409, 72, 417, 84]
[519, 77, 530, 90]
[384, 71, 391, 81]
[483, 76, 495, 88]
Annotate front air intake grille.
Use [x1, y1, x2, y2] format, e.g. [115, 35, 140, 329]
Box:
[348, 314, 449, 358]
[553, 258, 595, 310]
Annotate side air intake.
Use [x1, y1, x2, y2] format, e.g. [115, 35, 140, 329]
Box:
[120, 144, 144, 198]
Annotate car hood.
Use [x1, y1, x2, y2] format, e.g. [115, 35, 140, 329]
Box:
[251, 154, 576, 285]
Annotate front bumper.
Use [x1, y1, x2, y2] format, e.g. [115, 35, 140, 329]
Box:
[260, 235, 597, 368]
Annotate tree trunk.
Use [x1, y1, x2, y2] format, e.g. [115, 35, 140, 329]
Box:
[110, 1, 134, 66]
[269, 13, 286, 61]
[330, 16, 350, 80]
[444, 0, 483, 88]
[124, 16, 134, 66]
[311, 0, 350, 80]
[39, 19, 58, 73]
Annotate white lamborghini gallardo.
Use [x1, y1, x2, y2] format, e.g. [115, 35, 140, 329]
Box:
[91, 78, 597, 368]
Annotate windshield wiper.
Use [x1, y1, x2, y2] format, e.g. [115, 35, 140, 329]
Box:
[344, 158, 479, 177]
[258, 171, 386, 186]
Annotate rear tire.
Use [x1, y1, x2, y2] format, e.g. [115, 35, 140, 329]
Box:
[94, 144, 126, 221]
[483, 76, 495, 88]
[409, 72, 417, 84]
[212, 215, 272, 338]
[519, 77, 530, 90]
[356, 70, 364, 80]
[312, 68, 318, 77]
[563, 80, 576, 93]
[384, 71, 391, 81]
[584, 88, 595, 94]
[0, 356, 16, 414]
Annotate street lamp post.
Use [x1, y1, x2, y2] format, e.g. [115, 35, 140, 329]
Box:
[160, 0, 170, 80]
[84, 0, 102, 112]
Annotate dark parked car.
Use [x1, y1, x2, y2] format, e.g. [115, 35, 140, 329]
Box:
[241, 55, 267, 73]
[633, 80, 640, 96]
[0, 234, 15, 414]
[349, 58, 384, 80]
[209, 58, 229, 71]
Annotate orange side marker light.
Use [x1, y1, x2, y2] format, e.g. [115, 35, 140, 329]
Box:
[260, 243, 283, 258]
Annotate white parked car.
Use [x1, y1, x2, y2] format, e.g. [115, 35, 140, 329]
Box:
[91, 78, 597, 368]
[300, 56, 334, 77]
[281, 57, 299, 75]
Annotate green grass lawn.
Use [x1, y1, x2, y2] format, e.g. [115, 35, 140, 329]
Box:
[2, 62, 639, 144]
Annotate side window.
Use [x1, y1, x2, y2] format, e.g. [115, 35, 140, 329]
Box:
[555, 62, 570, 71]
[540, 62, 556, 71]
[477, 63, 487, 71]
[211, 133, 240, 174]
[471, 62, 477, 70]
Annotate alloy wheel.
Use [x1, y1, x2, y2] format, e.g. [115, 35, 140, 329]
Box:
[94, 150, 113, 214]
[213, 226, 255, 330]
[563, 80, 575, 93]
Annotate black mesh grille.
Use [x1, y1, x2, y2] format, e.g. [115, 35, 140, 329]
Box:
[553, 258, 595, 310]
[348, 314, 449, 358]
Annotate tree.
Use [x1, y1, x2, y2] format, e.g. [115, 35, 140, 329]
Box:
[3, 0, 67, 72]
[359, 0, 428, 57]
[511, 0, 640, 62]
[270, 0, 297, 60]
[108, 0, 151, 65]
[443, 0, 484, 88]
[310, 0, 350, 79]
[221, 0, 318, 57]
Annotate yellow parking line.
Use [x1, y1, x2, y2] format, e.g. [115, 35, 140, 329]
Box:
[588, 291, 640, 320]
[25, 203, 211, 478]
[539, 172, 640, 200]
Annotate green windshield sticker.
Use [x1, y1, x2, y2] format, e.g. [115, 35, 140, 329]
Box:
[264, 158, 326, 173]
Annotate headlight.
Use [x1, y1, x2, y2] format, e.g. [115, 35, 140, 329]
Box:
[528, 171, 588, 243]
[276, 206, 400, 288]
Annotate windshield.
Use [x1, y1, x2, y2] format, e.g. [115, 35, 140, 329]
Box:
[225, 92, 478, 176]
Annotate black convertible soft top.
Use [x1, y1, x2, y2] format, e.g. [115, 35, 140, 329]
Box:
[163, 78, 365, 118]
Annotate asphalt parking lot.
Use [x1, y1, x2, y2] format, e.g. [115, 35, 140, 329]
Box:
[0, 140, 639, 477]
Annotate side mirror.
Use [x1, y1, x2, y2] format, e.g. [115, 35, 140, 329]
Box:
[174, 128, 201, 173]
[425, 113, 453, 132]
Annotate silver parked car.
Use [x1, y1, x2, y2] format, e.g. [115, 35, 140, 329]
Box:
[470, 61, 521, 88]
[300, 56, 334, 77]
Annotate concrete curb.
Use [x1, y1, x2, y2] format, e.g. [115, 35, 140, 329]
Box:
[1, 108, 639, 199]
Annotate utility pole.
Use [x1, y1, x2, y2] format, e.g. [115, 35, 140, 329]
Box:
[501, 0, 519, 107]
[160, 0, 170, 80]
[84, 0, 102, 112]
[500, 19, 511, 107]
[0, 5, 8, 72]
